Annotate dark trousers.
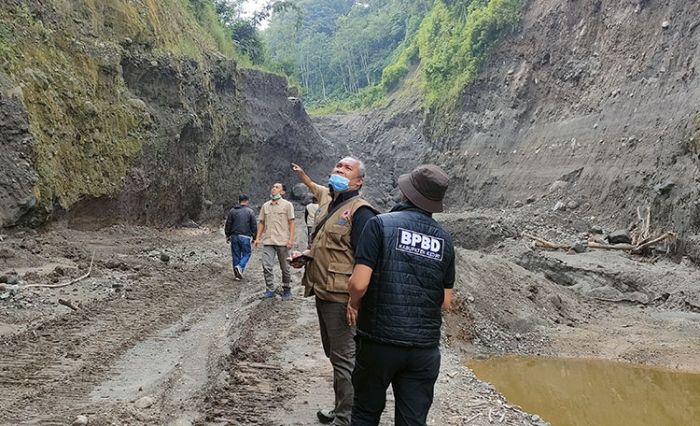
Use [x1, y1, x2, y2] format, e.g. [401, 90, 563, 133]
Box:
[351, 338, 440, 426]
[316, 297, 356, 426]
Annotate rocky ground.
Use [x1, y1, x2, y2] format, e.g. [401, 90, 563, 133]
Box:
[0, 206, 698, 426]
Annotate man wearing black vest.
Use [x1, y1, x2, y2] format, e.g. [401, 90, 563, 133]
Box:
[346, 164, 455, 426]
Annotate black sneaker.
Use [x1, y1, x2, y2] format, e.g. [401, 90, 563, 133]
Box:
[317, 409, 335, 424]
[234, 265, 243, 279]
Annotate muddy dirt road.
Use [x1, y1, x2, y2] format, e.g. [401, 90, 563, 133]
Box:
[1, 210, 699, 425]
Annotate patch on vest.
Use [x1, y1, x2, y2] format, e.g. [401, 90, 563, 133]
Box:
[396, 228, 444, 260]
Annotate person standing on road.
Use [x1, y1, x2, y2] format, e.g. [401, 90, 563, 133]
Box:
[305, 196, 319, 248]
[346, 164, 455, 426]
[289, 158, 378, 426]
[254, 183, 295, 301]
[224, 194, 257, 281]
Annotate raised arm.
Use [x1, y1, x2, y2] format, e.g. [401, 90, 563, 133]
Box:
[292, 163, 315, 190]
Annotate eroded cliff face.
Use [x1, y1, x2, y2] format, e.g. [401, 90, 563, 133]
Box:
[0, 0, 326, 228]
[314, 0, 700, 238]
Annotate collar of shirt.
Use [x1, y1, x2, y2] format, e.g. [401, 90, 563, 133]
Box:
[389, 201, 431, 216]
[330, 188, 360, 208]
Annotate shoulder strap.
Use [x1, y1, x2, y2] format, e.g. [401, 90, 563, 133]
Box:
[310, 196, 359, 243]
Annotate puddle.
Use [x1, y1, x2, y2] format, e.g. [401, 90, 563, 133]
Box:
[466, 356, 700, 426]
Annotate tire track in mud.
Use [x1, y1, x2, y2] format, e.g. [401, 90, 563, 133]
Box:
[0, 235, 240, 424]
[197, 293, 311, 425]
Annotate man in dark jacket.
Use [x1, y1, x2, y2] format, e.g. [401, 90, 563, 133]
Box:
[225, 194, 257, 280]
[346, 165, 455, 426]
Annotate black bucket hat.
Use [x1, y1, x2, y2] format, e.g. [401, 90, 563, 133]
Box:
[397, 164, 449, 213]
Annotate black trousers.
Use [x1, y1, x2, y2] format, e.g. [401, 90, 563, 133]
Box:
[351, 338, 440, 426]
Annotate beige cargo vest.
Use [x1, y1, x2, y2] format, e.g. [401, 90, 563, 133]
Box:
[302, 195, 375, 303]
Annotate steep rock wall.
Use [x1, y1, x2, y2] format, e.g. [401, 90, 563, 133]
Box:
[0, 0, 326, 228]
[314, 0, 700, 237]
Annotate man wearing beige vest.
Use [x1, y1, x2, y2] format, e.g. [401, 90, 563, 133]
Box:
[290, 158, 378, 426]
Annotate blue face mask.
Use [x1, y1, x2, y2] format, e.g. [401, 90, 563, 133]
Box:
[328, 174, 350, 192]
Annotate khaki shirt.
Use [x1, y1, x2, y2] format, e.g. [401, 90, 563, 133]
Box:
[258, 198, 295, 246]
[305, 203, 319, 228]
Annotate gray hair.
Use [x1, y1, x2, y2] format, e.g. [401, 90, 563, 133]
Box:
[344, 156, 366, 178]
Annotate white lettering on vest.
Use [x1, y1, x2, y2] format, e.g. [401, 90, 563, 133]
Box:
[395, 228, 444, 261]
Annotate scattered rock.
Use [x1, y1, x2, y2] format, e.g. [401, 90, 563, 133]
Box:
[134, 396, 155, 409]
[513, 200, 524, 208]
[526, 196, 537, 204]
[589, 226, 604, 235]
[607, 230, 631, 244]
[548, 180, 568, 193]
[566, 200, 579, 210]
[553, 201, 566, 211]
[159, 253, 170, 263]
[203, 199, 213, 207]
[128, 98, 147, 110]
[661, 20, 670, 29]
[72, 415, 88, 425]
[571, 241, 588, 253]
[654, 180, 674, 195]
[0, 247, 16, 259]
[83, 101, 98, 116]
[1, 275, 19, 285]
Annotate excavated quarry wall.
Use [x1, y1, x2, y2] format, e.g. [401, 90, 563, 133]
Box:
[314, 0, 700, 246]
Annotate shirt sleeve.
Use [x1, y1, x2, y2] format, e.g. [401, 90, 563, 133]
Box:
[443, 250, 455, 289]
[258, 204, 265, 223]
[287, 201, 295, 220]
[351, 206, 377, 251]
[354, 216, 382, 269]
[310, 182, 326, 200]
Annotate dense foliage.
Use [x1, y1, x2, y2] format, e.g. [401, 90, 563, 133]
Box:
[263, 0, 432, 107]
[262, 0, 525, 111]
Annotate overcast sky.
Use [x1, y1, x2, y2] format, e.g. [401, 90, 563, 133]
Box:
[242, 0, 271, 27]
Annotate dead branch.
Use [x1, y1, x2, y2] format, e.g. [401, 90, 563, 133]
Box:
[24, 251, 95, 289]
[632, 232, 676, 254]
[522, 233, 570, 250]
[587, 242, 636, 251]
[58, 298, 79, 311]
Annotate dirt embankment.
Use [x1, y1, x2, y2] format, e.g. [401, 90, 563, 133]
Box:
[0, 1, 329, 230]
[313, 0, 700, 254]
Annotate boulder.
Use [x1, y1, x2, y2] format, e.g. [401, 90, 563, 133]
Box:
[291, 182, 310, 200]
[654, 180, 675, 195]
[607, 229, 631, 244]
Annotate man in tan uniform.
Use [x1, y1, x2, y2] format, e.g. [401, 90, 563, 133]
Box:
[305, 196, 319, 248]
[254, 182, 295, 301]
[290, 158, 378, 426]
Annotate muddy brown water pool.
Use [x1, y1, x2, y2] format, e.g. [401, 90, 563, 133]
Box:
[467, 356, 700, 426]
